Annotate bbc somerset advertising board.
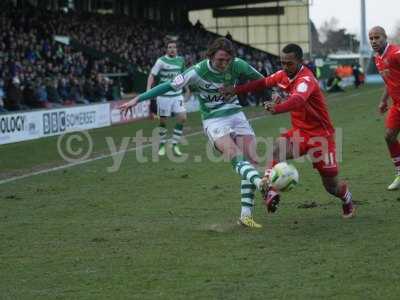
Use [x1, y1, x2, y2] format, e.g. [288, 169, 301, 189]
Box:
[41, 103, 110, 137]
[0, 111, 42, 144]
[0, 103, 111, 145]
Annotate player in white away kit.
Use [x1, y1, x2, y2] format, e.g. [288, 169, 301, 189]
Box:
[147, 40, 188, 156]
[120, 38, 270, 228]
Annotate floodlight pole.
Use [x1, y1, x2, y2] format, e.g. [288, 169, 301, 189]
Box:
[307, 0, 312, 58]
[359, 0, 370, 72]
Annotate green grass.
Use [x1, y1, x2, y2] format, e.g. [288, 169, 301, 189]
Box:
[1, 85, 400, 299]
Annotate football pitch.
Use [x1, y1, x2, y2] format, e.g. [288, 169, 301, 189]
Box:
[1, 85, 400, 299]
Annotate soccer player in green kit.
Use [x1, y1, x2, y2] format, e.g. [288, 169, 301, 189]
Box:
[147, 40, 188, 156]
[120, 37, 268, 228]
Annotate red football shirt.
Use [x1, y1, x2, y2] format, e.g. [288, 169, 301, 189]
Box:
[235, 66, 334, 137]
[374, 44, 400, 107]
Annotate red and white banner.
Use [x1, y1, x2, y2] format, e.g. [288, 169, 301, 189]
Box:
[110, 100, 149, 125]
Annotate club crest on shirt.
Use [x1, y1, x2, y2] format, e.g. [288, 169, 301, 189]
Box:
[296, 82, 308, 93]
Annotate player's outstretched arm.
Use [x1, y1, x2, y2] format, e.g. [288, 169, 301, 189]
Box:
[266, 94, 306, 115]
[230, 72, 280, 96]
[235, 77, 269, 94]
[119, 95, 140, 116]
[219, 77, 271, 98]
[118, 81, 174, 115]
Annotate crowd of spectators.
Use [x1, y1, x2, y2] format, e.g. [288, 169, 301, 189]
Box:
[0, 1, 278, 113]
[0, 2, 124, 112]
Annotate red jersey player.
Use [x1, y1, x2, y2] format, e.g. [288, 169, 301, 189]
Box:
[220, 43, 356, 218]
[369, 26, 400, 190]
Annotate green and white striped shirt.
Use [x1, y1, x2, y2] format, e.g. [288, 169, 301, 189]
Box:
[170, 58, 263, 119]
[151, 55, 185, 97]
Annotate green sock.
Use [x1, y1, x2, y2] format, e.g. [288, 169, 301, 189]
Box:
[240, 179, 255, 218]
[231, 155, 262, 189]
[159, 123, 167, 145]
[172, 123, 183, 145]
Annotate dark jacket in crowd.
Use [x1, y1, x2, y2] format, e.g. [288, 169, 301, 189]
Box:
[23, 83, 42, 108]
[5, 82, 24, 110]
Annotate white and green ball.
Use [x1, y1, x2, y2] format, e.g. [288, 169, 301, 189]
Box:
[270, 162, 299, 192]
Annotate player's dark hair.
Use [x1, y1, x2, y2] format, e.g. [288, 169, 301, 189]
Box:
[165, 39, 178, 48]
[282, 43, 303, 61]
[206, 37, 236, 59]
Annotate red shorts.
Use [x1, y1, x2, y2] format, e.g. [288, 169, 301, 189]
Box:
[385, 106, 400, 129]
[281, 129, 339, 177]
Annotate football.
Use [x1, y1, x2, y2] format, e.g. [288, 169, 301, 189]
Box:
[269, 162, 299, 192]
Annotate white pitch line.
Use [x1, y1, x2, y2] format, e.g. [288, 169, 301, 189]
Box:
[0, 88, 380, 185]
[0, 129, 203, 185]
[0, 116, 269, 185]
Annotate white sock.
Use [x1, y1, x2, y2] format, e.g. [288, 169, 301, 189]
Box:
[240, 206, 252, 219]
[396, 167, 400, 176]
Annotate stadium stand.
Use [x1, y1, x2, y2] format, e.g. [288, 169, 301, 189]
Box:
[0, 0, 278, 113]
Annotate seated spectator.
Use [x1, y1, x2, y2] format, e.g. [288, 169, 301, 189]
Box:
[92, 76, 106, 102]
[0, 79, 7, 113]
[326, 73, 345, 93]
[352, 64, 365, 89]
[105, 78, 113, 101]
[23, 82, 43, 108]
[46, 78, 63, 106]
[35, 78, 53, 108]
[4, 77, 25, 111]
[83, 78, 95, 102]
[110, 79, 122, 101]
[58, 77, 70, 102]
[70, 78, 89, 104]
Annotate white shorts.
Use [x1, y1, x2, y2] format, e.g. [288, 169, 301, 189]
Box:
[203, 112, 255, 142]
[157, 95, 186, 117]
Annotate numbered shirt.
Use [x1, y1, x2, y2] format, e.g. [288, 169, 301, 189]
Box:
[374, 44, 400, 106]
[265, 67, 334, 137]
[151, 55, 185, 97]
[170, 58, 263, 119]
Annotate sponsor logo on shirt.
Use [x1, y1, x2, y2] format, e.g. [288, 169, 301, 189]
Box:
[206, 94, 225, 102]
[172, 74, 184, 86]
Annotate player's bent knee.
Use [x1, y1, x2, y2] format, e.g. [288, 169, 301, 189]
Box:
[323, 177, 339, 196]
[324, 184, 338, 195]
[246, 156, 258, 166]
[384, 128, 400, 144]
[177, 115, 187, 123]
[385, 134, 397, 144]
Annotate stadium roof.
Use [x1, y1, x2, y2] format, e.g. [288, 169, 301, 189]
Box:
[184, 0, 283, 10]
